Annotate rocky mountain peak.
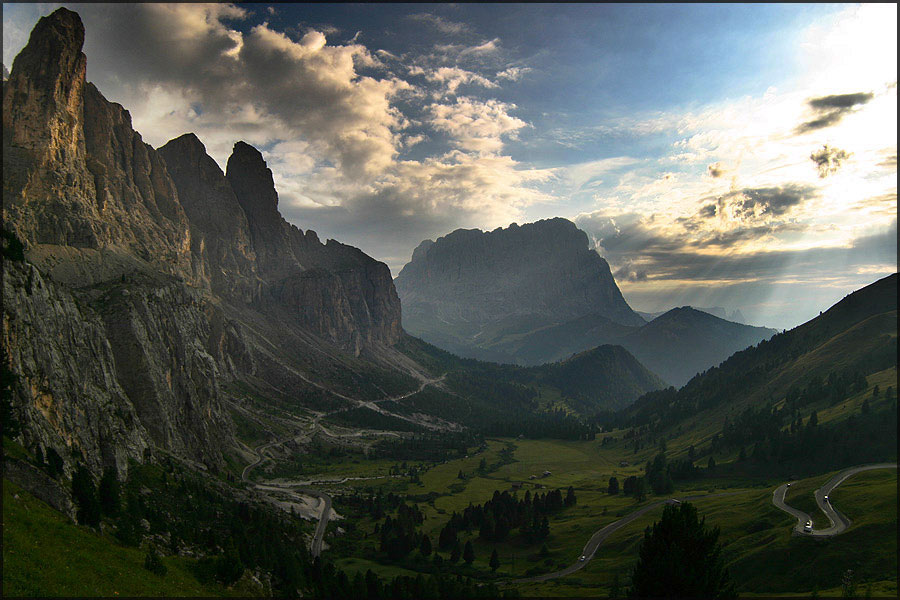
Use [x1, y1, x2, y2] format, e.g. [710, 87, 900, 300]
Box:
[3, 8, 86, 156]
[396, 218, 644, 333]
[9, 8, 84, 84]
[226, 141, 279, 220]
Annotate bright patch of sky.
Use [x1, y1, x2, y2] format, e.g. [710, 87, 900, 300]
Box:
[4, 3, 896, 329]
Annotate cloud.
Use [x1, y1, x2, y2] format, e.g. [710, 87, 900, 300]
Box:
[407, 13, 470, 36]
[876, 150, 897, 170]
[417, 66, 498, 96]
[795, 91, 874, 133]
[496, 66, 530, 81]
[809, 144, 852, 177]
[55, 4, 424, 180]
[280, 150, 556, 272]
[707, 162, 726, 178]
[715, 184, 818, 221]
[576, 209, 896, 328]
[428, 97, 529, 153]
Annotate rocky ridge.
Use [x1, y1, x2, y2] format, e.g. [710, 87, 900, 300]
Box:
[2, 8, 403, 479]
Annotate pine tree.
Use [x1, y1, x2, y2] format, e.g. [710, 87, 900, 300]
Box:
[565, 486, 577, 507]
[71, 464, 101, 527]
[420, 534, 432, 557]
[610, 571, 621, 598]
[46, 447, 64, 479]
[489, 549, 500, 572]
[628, 502, 736, 598]
[98, 465, 121, 516]
[608, 477, 619, 495]
[450, 541, 461, 563]
[463, 541, 475, 565]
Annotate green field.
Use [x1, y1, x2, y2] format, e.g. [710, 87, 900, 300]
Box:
[313, 437, 898, 597]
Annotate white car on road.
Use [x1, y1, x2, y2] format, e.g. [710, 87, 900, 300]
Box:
[803, 521, 812, 533]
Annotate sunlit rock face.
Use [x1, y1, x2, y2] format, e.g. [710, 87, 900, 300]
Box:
[395, 217, 645, 358]
[2, 8, 193, 284]
[1, 8, 403, 480]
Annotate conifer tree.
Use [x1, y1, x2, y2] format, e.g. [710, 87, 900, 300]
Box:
[489, 549, 500, 572]
[628, 502, 736, 598]
[71, 464, 101, 527]
[450, 541, 461, 563]
[98, 465, 121, 516]
[463, 541, 475, 565]
[608, 476, 619, 495]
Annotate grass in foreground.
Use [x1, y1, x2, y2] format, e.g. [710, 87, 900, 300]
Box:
[2, 479, 243, 597]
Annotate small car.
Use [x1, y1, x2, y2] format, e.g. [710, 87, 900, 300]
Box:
[579, 555, 586, 562]
[824, 495, 829, 502]
[786, 482, 792, 487]
[803, 522, 812, 532]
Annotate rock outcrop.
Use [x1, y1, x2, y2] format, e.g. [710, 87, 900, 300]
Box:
[158, 134, 260, 302]
[224, 141, 401, 352]
[2, 8, 192, 284]
[395, 218, 644, 358]
[1, 8, 404, 480]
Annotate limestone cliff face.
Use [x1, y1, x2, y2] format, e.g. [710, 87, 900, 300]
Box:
[2, 8, 192, 283]
[1, 9, 232, 476]
[2, 8, 405, 479]
[158, 134, 260, 302]
[396, 218, 644, 337]
[2, 259, 151, 478]
[225, 141, 401, 352]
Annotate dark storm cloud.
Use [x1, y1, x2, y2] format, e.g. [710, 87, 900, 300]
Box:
[795, 91, 874, 134]
[808, 92, 875, 110]
[691, 223, 807, 249]
[707, 162, 725, 178]
[698, 204, 717, 218]
[809, 144, 851, 178]
[718, 184, 818, 219]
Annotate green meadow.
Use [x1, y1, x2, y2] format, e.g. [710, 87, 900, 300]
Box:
[2, 479, 245, 597]
[314, 436, 897, 597]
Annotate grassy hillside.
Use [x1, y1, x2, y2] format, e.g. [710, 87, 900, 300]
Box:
[2, 479, 241, 597]
[617, 274, 897, 437]
[308, 436, 896, 597]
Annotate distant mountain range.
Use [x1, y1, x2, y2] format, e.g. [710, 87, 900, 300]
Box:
[396, 219, 776, 386]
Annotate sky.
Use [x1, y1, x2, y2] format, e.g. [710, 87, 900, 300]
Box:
[3, 3, 896, 329]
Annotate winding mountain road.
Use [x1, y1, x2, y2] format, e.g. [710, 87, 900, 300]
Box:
[772, 463, 897, 537]
[238, 373, 447, 557]
[514, 491, 743, 583]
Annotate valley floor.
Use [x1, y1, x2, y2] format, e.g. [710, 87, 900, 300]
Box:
[276, 435, 897, 597]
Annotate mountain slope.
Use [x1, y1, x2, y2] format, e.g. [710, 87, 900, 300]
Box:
[617, 307, 777, 387]
[2, 9, 663, 486]
[0, 8, 411, 480]
[620, 273, 898, 431]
